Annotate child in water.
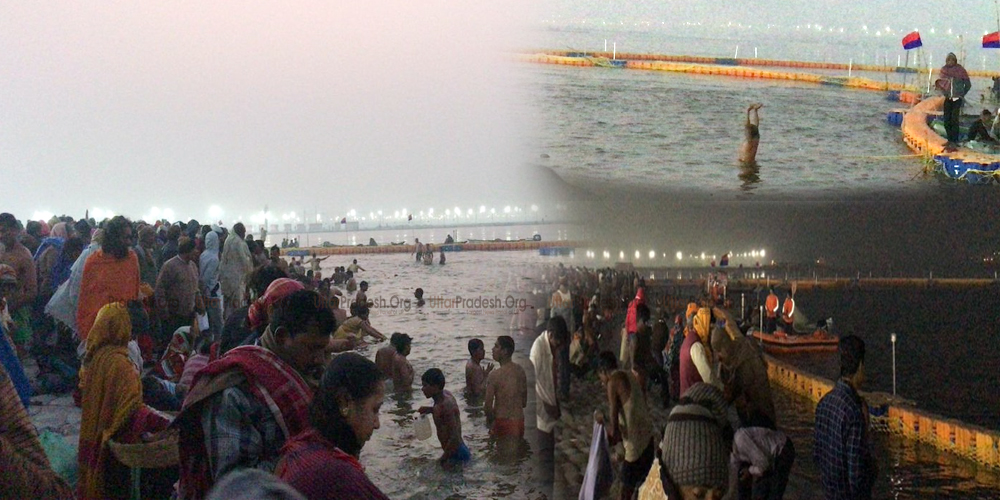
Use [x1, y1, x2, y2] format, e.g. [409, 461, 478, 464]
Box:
[419, 368, 470, 467]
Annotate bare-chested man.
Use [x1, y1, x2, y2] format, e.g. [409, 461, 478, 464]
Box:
[738, 103, 763, 164]
[375, 333, 399, 376]
[419, 368, 470, 467]
[484, 336, 528, 439]
[355, 280, 369, 308]
[465, 338, 494, 397]
[389, 333, 414, 390]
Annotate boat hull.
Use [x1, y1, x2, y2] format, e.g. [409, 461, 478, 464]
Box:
[751, 330, 839, 354]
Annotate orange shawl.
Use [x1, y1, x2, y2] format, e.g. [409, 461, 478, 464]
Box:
[77, 250, 140, 341]
[78, 303, 143, 500]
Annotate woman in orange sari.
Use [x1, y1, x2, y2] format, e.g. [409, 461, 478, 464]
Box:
[78, 302, 171, 499]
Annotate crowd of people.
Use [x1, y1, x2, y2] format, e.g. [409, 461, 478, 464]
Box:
[0, 208, 881, 499]
[532, 264, 877, 500]
[1, 211, 529, 500]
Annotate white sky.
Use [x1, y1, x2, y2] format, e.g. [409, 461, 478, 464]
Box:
[1, 2, 542, 224]
[5, 1, 1000, 224]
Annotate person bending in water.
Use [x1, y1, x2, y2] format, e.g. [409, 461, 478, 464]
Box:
[375, 332, 400, 376]
[419, 368, 471, 467]
[484, 336, 528, 439]
[390, 333, 414, 390]
[465, 338, 494, 397]
[739, 103, 762, 164]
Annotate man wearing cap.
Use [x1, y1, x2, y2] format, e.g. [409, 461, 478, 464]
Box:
[814, 335, 876, 500]
[936, 52, 971, 151]
[661, 383, 732, 499]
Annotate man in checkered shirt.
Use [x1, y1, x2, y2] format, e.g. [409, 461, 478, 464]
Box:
[813, 335, 877, 500]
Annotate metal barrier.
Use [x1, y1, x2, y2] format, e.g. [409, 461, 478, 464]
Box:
[766, 355, 1000, 470]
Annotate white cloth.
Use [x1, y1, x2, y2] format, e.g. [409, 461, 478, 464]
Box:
[45, 242, 100, 333]
[530, 330, 559, 432]
[579, 422, 614, 500]
[731, 427, 788, 476]
[199, 231, 221, 298]
[690, 342, 718, 387]
[219, 233, 253, 305]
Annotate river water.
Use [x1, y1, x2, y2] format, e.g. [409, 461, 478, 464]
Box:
[318, 249, 1000, 498]
[524, 28, 997, 199]
[319, 250, 552, 499]
[266, 222, 580, 248]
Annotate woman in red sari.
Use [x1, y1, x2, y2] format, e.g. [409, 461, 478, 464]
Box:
[276, 353, 389, 500]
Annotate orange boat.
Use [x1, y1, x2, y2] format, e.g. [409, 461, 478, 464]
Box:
[751, 329, 839, 354]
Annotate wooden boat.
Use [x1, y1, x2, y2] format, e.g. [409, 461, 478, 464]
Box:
[751, 329, 839, 354]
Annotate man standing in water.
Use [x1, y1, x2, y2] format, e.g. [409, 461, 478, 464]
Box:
[814, 335, 876, 500]
[484, 336, 527, 439]
[738, 103, 763, 164]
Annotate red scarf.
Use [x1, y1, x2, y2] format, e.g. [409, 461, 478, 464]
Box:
[175, 345, 313, 499]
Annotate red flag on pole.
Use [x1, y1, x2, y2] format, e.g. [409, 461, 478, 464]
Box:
[901, 31, 922, 50]
[984, 32, 1000, 48]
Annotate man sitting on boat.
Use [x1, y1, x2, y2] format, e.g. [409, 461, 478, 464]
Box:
[966, 109, 997, 144]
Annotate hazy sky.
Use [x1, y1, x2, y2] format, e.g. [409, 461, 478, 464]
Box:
[2, 2, 543, 225]
[538, 1, 1000, 36]
[6, 1, 1000, 226]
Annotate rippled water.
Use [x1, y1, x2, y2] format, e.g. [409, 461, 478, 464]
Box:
[778, 286, 1000, 431]
[319, 250, 552, 499]
[525, 27, 1000, 198]
[774, 386, 1000, 499]
[528, 63, 930, 197]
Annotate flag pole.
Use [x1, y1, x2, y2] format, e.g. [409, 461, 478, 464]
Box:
[904, 51, 910, 90]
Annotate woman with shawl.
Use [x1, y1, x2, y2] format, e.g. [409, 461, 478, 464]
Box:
[34, 222, 69, 295]
[78, 302, 171, 499]
[45, 229, 103, 337]
[0, 362, 73, 499]
[276, 353, 390, 500]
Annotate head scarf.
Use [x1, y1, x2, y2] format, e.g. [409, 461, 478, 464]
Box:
[692, 308, 713, 358]
[78, 303, 144, 500]
[50, 222, 68, 239]
[247, 278, 304, 330]
[685, 303, 699, 322]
